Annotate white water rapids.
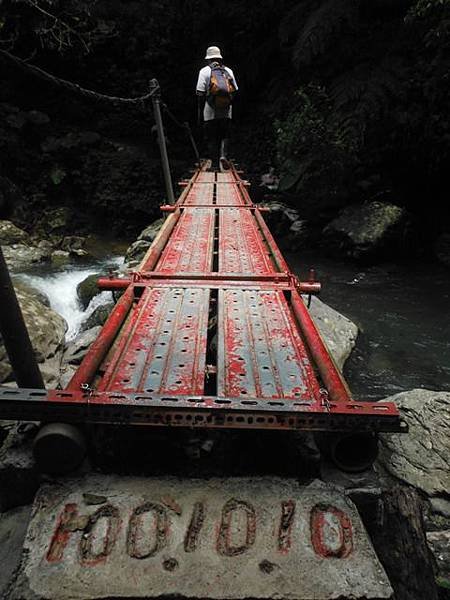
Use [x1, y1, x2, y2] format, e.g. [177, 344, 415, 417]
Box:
[19, 256, 123, 340]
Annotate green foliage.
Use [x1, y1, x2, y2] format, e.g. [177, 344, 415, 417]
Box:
[407, 0, 449, 19]
[275, 0, 449, 218]
[275, 84, 356, 205]
[330, 60, 405, 147]
[0, 0, 116, 55]
[286, 0, 359, 68]
[437, 577, 450, 590]
[49, 166, 66, 185]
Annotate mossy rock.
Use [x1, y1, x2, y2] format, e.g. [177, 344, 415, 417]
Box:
[76, 274, 100, 309]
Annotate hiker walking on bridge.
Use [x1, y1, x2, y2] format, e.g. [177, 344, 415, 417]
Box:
[196, 46, 238, 171]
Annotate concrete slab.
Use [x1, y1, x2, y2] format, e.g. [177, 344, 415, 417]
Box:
[12, 476, 392, 600]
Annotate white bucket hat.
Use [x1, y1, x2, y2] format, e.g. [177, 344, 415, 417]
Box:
[205, 46, 223, 60]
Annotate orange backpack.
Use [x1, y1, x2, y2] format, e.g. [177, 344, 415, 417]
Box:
[208, 62, 236, 109]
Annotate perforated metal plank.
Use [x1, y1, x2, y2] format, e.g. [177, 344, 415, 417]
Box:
[183, 182, 215, 205]
[216, 180, 245, 206]
[219, 209, 275, 273]
[216, 172, 234, 182]
[197, 172, 216, 182]
[217, 289, 322, 401]
[102, 287, 210, 395]
[156, 208, 214, 272]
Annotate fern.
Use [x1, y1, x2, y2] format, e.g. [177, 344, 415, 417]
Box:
[278, 0, 315, 46]
[330, 60, 406, 147]
[292, 0, 359, 68]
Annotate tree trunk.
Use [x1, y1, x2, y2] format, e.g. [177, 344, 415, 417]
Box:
[366, 486, 438, 600]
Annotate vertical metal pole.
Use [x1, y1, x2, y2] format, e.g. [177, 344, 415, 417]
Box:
[149, 79, 175, 205]
[184, 122, 201, 163]
[0, 246, 45, 388]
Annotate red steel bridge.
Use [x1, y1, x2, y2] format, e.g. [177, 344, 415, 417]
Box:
[0, 165, 405, 471]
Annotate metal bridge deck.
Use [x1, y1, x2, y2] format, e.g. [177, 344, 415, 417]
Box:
[0, 166, 402, 433]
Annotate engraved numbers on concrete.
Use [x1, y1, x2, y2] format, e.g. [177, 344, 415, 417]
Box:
[46, 497, 353, 565]
[19, 478, 393, 600]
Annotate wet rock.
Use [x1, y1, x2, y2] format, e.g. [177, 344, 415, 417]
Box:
[434, 232, 450, 268]
[81, 303, 114, 332]
[60, 235, 86, 253]
[76, 274, 100, 309]
[427, 530, 450, 588]
[26, 110, 50, 126]
[59, 364, 77, 389]
[137, 218, 164, 243]
[261, 201, 299, 235]
[377, 389, 450, 497]
[0, 505, 33, 597]
[0, 423, 39, 512]
[430, 498, 450, 519]
[63, 327, 102, 365]
[0, 220, 29, 244]
[124, 239, 151, 266]
[36, 239, 53, 251]
[1, 244, 51, 272]
[42, 207, 74, 234]
[260, 202, 311, 249]
[50, 249, 70, 266]
[12, 280, 50, 308]
[323, 201, 408, 260]
[309, 296, 358, 371]
[0, 288, 66, 386]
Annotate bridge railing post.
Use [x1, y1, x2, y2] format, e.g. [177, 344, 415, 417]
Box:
[0, 245, 45, 388]
[149, 79, 175, 205]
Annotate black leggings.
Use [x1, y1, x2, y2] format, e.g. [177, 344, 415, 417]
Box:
[204, 118, 231, 167]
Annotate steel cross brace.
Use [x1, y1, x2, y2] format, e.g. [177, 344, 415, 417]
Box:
[0, 387, 406, 433]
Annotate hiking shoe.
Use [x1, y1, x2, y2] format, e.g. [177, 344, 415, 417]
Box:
[220, 156, 230, 171]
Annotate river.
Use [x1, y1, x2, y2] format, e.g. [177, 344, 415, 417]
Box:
[17, 255, 123, 340]
[287, 250, 450, 401]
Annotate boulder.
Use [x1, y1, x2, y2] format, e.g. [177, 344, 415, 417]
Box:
[0, 220, 29, 245]
[81, 303, 114, 332]
[137, 218, 164, 242]
[76, 273, 100, 309]
[60, 235, 86, 252]
[0, 287, 66, 386]
[124, 239, 151, 266]
[261, 201, 299, 236]
[42, 207, 73, 234]
[434, 232, 450, 268]
[50, 249, 70, 266]
[426, 530, 450, 587]
[26, 110, 50, 126]
[377, 389, 450, 498]
[1, 244, 51, 272]
[63, 326, 102, 365]
[309, 296, 358, 371]
[12, 280, 50, 307]
[323, 201, 408, 260]
[259, 203, 311, 249]
[58, 364, 77, 389]
[0, 505, 33, 597]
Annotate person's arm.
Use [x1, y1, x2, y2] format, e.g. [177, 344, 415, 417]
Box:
[196, 67, 208, 125]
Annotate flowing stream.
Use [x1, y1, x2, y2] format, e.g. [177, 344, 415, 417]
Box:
[18, 256, 123, 340]
[287, 250, 450, 401]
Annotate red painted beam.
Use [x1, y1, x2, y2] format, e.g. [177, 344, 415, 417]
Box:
[290, 290, 352, 405]
[66, 286, 135, 391]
